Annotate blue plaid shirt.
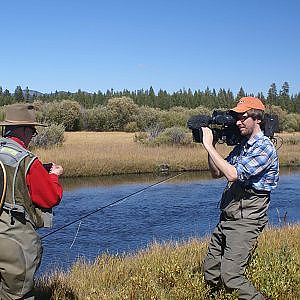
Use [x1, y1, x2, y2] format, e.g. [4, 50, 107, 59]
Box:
[226, 131, 279, 191]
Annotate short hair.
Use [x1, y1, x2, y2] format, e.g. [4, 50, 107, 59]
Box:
[246, 109, 265, 121]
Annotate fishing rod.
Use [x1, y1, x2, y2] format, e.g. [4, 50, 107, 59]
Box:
[41, 172, 183, 240]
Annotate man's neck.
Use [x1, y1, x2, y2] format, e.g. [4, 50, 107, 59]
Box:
[247, 125, 262, 140]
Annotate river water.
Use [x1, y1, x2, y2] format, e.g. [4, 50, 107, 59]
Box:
[38, 168, 300, 275]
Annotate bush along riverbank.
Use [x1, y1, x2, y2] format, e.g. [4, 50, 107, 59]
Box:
[35, 224, 300, 300]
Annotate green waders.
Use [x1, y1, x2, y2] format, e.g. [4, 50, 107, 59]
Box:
[203, 181, 270, 300]
[0, 210, 42, 300]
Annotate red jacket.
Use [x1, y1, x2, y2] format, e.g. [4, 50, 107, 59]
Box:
[10, 137, 63, 209]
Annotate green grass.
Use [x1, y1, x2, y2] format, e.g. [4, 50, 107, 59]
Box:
[35, 224, 300, 300]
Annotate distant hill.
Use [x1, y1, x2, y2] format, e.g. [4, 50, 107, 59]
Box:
[50, 90, 92, 95]
[21, 90, 92, 98]
[22, 89, 44, 97]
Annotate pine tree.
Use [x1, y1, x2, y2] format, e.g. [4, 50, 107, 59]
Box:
[294, 93, 300, 113]
[148, 86, 155, 107]
[1, 89, 12, 105]
[25, 86, 30, 101]
[3, 89, 10, 97]
[257, 92, 265, 101]
[236, 87, 246, 100]
[280, 81, 289, 97]
[14, 86, 24, 102]
[279, 81, 292, 111]
[267, 83, 277, 103]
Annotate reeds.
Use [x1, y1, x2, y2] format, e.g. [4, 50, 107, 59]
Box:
[35, 224, 300, 299]
[33, 132, 300, 178]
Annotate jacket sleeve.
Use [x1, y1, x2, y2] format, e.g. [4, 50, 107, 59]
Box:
[26, 158, 63, 208]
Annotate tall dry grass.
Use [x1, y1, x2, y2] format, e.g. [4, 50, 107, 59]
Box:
[35, 224, 300, 300]
[34, 132, 300, 177]
[275, 132, 300, 166]
[33, 132, 215, 177]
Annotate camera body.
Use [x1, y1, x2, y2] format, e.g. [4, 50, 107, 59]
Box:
[187, 110, 279, 146]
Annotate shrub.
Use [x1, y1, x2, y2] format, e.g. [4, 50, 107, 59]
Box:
[136, 106, 162, 130]
[158, 106, 212, 131]
[31, 124, 65, 148]
[81, 106, 110, 131]
[136, 126, 192, 146]
[146, 124, 164, 140]
[106, 97, 139, 131]
[159, 110, 188, 129]
[155, 127, 192, 145]
[283, 113, 300, 132]
[124, 121, 139, 132]
[134, 124, 163, 145]
[133, 131, 148, 143]
[40, 100, 81, 131]
[188, 106, 212, 117]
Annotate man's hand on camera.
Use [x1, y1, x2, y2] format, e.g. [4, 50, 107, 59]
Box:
[49, 164, 64, 176]
[202, 127, 214, 148]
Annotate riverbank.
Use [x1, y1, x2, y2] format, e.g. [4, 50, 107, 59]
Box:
[35, 224, 300, 300]
[34, 132, 300, 177]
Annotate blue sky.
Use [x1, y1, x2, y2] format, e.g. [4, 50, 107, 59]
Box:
[1, 0, 299, 96]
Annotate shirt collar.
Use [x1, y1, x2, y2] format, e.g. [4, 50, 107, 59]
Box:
[246, 131, 264, 147]
[8, 137, 27, 149]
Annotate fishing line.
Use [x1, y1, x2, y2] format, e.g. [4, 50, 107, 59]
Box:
[69, 221, 82, 249]
[41, 172, 183, 240]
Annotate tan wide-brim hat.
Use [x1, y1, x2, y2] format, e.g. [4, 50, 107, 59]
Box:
[0, 103, 47, 127]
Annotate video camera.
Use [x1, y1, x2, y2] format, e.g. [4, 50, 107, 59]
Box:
[187, 110, 279, 146]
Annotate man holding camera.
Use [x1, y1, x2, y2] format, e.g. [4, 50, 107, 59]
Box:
[0, 103, 63, 299]
[201, 97, 279, 299]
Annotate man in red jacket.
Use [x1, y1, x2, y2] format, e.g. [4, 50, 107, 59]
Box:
[0, 103, 63, 299]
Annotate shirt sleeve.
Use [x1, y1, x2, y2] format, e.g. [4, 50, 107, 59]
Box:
[234, 142, 274, 182]
[226, 145, 241, 164]
[26, 158, 63, 208]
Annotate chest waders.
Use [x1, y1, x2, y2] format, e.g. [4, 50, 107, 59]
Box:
[0, 138, 45, 299]
[220, 180, 270, 221]
[203, 181, 269, 300]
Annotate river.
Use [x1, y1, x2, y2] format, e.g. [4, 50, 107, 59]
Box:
[38, 168, 300, 275]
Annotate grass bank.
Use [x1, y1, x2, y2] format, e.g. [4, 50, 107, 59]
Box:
[35, 224, 300, 300]
[34, 132, 300, 177]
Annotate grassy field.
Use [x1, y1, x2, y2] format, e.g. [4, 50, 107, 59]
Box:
[34, 131, 300, 177]
[35, 224, 300, 300]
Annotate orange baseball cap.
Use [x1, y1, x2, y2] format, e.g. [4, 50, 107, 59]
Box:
[231, 96, 265, 113]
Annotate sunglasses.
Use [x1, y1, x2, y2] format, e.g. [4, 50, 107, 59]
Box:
[29, 127, 38, 137]
[236, 114, 251, 122]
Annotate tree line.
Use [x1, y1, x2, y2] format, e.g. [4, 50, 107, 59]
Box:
[0, 82, 299, 113]
[1, 97, 297, 134]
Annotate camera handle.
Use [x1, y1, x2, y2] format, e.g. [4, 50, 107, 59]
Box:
[192, 128, 203, 143]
